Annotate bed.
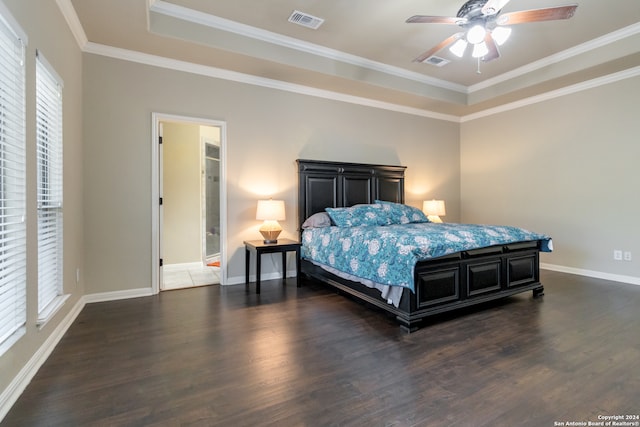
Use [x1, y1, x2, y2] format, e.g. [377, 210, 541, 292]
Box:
[297, 159, 552, 332]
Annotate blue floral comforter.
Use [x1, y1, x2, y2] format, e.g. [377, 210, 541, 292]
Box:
[302, 223, 552, 292]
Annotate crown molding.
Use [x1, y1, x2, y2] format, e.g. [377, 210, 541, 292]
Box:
[469, 22, 640, 93]
[84, 42, 461, 123]
[55, 0, 88, 49]
[150, 1, 640, 100]
[148, 0, 468, 94]
[461, 65, 640, 122]
[55, 1, 640, 123]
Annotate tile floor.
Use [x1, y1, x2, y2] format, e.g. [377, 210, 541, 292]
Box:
[162, 264, 221, 290]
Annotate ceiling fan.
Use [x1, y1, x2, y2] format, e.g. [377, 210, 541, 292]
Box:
[406, 0, 578, 64]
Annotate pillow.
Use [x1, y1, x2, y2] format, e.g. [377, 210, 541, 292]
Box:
[325, 204, 389, 227]
[375, 200, 430, 224]
[301, 212, 332, 229]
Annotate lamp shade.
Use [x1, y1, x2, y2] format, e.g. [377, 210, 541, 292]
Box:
[256, 199, 285, 221]
[472, 41, 489, 58]
[492, 26, 511, 46]
[423, 199, 446, 223]
[423, 200, 446, 216]
[449, 39, 468, 58]
[466, 24, 486, 44]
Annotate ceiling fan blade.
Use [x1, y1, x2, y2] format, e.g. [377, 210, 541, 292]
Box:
[482, 33, 500, 62]
[497, 4, 578, 25]
[481, 0, 512, 16]
[413, 32, 464, 63]
[406, 15, 466, 25]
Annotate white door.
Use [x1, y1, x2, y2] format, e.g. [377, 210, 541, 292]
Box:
[152, 113, 227, 293]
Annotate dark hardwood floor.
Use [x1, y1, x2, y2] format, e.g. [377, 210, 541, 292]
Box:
[2, 271, 639, 427]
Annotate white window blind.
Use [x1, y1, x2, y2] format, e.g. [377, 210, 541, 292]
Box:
[0, 9, 27, 349]
[36, 51, 64, 321]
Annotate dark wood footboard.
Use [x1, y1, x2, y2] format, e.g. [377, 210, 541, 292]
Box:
[301, 240, 544, 332]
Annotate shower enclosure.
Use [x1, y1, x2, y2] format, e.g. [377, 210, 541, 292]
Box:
[204, 141, 220, 262]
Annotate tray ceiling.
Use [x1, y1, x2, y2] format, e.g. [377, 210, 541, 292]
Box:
[68, 0, 640, 118]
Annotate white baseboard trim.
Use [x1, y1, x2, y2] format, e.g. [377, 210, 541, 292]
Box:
[225, 270, 298, 286]
[0, 296, 86, 423]
[0, 287, 157, 422]
[541, 263, 640, 286]
[83, 287, 155, 303]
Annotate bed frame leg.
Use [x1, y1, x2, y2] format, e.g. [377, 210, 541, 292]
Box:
[398, 317, 421, 333]
[533, 286, 545, 298]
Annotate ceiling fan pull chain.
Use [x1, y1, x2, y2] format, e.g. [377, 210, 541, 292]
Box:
[476, 57, 482, 74]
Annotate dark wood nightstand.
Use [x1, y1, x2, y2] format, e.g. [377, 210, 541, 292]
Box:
[244, 238, 301, 294]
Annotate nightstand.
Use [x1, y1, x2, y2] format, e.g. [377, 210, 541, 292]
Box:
[244, 239, 301, 294]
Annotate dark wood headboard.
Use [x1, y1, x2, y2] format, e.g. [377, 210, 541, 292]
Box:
[297, 159, 406, 227]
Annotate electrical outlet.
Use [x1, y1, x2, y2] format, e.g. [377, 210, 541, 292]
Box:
[614, 250, 623, 261]
[624, 251, 632, 261]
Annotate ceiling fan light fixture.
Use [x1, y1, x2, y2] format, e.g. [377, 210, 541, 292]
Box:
[407, 1, 579, 66]
[449, 39, 468, 57]
[466, 24, 486, 44]
[492, 26, 512, 46]
[472, 41, 489, 58]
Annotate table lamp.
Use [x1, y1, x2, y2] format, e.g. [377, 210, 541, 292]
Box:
[256, 199, 285, 243]
[423, 199, 446, 223]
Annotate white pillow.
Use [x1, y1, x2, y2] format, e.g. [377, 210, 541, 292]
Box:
[301, 212, 332, 229]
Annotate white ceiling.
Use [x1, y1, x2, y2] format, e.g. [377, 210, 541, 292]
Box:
[68, 0, 640, 117]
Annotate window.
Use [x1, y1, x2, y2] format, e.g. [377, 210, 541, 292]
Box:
[36, 51, 66, 324]
[0, 7, 27, 352]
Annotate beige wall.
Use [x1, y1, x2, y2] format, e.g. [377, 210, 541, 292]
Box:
[82, 53, 460, 293]
[2, 0, 638, 419]
[0, 0, 84, 401]
[162, 122, 202, 264]
[2, 1, 638, 416]
[461, 76, 640, 277]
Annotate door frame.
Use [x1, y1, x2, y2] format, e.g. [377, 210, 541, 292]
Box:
[151, 112, 228, 293]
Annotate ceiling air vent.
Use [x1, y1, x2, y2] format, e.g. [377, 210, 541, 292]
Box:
[423, 55, 450, 67]
[288, 10, 324, 30]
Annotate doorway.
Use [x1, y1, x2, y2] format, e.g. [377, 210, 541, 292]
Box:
[152, 113, 227, 293]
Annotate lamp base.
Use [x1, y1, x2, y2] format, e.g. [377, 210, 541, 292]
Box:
[427, 215, 443, 223]
[260, 232, 280, 244]
[259, 222, 282, 244]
